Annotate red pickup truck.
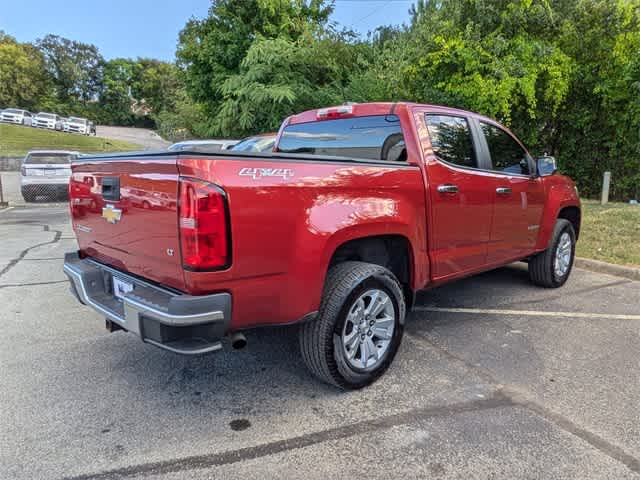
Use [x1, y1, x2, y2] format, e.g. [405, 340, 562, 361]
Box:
[64, 102, 580, 389]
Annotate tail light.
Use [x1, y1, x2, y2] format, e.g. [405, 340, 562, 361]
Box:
[178, 178, 230, 270]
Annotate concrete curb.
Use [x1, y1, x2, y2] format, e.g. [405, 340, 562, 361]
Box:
[575, 257, 640, 281]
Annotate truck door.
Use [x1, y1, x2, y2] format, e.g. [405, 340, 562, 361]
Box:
[417, 112, 495, 280]
[475, 121, 546, 263]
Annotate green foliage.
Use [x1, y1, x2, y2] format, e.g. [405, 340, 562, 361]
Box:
[36, 34, 104, 103]
[176, 0, 334, 133]
[211, 31, 368, 136]
[0, 33, 51, 110]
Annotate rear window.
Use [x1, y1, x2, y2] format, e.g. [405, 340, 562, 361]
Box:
[277, 115, 406, 162]
[25, 153, 73, 164]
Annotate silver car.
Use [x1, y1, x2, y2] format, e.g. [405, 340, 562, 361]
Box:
[1, 108, 33, 126]
[168, 139, 238, 153]
[63, 116, 92, 135]
[20, 150, 78, 202]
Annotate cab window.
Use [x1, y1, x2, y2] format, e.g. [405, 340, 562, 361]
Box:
[425, 114, 477, 168]
[480, 123, 531, 175]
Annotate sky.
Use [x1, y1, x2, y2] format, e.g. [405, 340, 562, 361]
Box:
[1, 0, 413, 61]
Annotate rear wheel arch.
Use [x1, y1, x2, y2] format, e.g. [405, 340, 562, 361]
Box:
[327, 234, 415, 309]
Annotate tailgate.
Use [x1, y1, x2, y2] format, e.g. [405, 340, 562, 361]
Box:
[69, 155, 185, 291]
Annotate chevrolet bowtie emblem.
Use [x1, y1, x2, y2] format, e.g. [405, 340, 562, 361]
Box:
[102, 204, 122, 224]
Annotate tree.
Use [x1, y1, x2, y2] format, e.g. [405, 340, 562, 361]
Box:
[131, 59, 181, 114]
[177, 0, 333, 128]
[36, 34, 104, 103]
[211, 32, 353, 136]
[0, 33, 51, 109]
[99, 58, 138, 125]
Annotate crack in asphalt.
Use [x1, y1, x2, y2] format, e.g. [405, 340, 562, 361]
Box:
[0, 224, 61, 279]
[21, 257, 65, 261]
[406, 331, 640, 476]
[0, 280, 68, 289]
[60, 394, 513, 480]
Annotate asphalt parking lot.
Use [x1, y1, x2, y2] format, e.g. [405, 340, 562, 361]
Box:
[1, 205, 639, 480]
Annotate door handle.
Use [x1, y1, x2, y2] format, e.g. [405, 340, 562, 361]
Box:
[437, 184, 459, 194]
[496, 187, 512, 195]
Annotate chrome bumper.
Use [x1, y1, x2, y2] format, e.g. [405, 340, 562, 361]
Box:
[63, 252, 231, 354]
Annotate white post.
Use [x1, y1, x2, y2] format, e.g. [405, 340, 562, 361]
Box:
[601, 171, 611, 205]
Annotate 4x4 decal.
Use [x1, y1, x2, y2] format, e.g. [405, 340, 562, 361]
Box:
[238, 167, 294, 180]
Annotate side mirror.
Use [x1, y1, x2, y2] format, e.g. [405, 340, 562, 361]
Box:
[537, 155, 557, 177]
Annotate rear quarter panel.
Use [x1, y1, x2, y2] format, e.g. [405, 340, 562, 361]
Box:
[179, 157, 427, 330]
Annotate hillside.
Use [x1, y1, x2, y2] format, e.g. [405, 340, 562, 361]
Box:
[0, 123, 141, 157]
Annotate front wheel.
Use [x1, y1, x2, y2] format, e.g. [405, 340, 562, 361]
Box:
[529, 219, 576, 288]
[299, 261, 406, 389]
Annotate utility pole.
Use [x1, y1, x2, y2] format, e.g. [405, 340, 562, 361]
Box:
[601, 171, 611, 205]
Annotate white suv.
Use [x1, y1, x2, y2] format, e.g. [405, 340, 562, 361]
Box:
[63, 116, 91, 135]
[32, 112, 64, 131]
[0, 108, 33, 126]
[20, 150, 78, 202]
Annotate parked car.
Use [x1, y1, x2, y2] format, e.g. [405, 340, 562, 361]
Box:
[64, 116, 92, 135]
[231, 133, 277, 152]
[168, 139, 238, 153]
[32, 112, 64, 131]
[21, 150, 78, 202]
[1, 108, 33, 126]
[64, 102, 581, 389]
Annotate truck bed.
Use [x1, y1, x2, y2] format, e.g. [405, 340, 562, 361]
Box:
[69, 149, 426, 329]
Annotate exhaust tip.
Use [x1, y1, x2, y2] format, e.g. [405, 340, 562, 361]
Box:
[230, 332, 247, 350]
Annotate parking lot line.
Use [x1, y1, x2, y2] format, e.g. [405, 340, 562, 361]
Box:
[0, 206, 14, 213]
[413, 306, 640, 321]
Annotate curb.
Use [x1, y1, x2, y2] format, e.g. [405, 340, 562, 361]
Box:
[575, 257, 640, 281]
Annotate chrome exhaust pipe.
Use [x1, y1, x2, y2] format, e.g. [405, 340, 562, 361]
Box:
[230, 332, 247, 350]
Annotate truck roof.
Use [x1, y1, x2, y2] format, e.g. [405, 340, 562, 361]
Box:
[286, 102, 499, 126]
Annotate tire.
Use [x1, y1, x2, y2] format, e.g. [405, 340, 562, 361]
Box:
[529, 219, 576, 288]
[299, 261, 406, 389]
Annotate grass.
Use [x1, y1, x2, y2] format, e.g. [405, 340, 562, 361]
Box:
[0, 123, 141, 156]
[577, 199, 640, 267]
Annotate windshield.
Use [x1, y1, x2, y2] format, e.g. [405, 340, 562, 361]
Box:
[4, 109, 22, 114]
[168, 141, 226, 152]
[232, 136, 276, 152]
[69, 117, 86, 124]
[37, 113, 56, 119]
[25, 153, 73, 164]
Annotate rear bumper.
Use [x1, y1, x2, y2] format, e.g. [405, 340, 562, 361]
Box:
[22, 177, 70, 186]
[63, 252, 231, 355]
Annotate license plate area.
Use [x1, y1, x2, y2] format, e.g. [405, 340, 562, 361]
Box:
[113, 276, 134, 300]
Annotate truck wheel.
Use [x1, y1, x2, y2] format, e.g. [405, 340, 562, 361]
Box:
[528, 219, 576, 288]
[299, 261, 406, 389]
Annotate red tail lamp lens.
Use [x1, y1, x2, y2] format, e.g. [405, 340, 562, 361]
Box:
[179, 178, 229, 270]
